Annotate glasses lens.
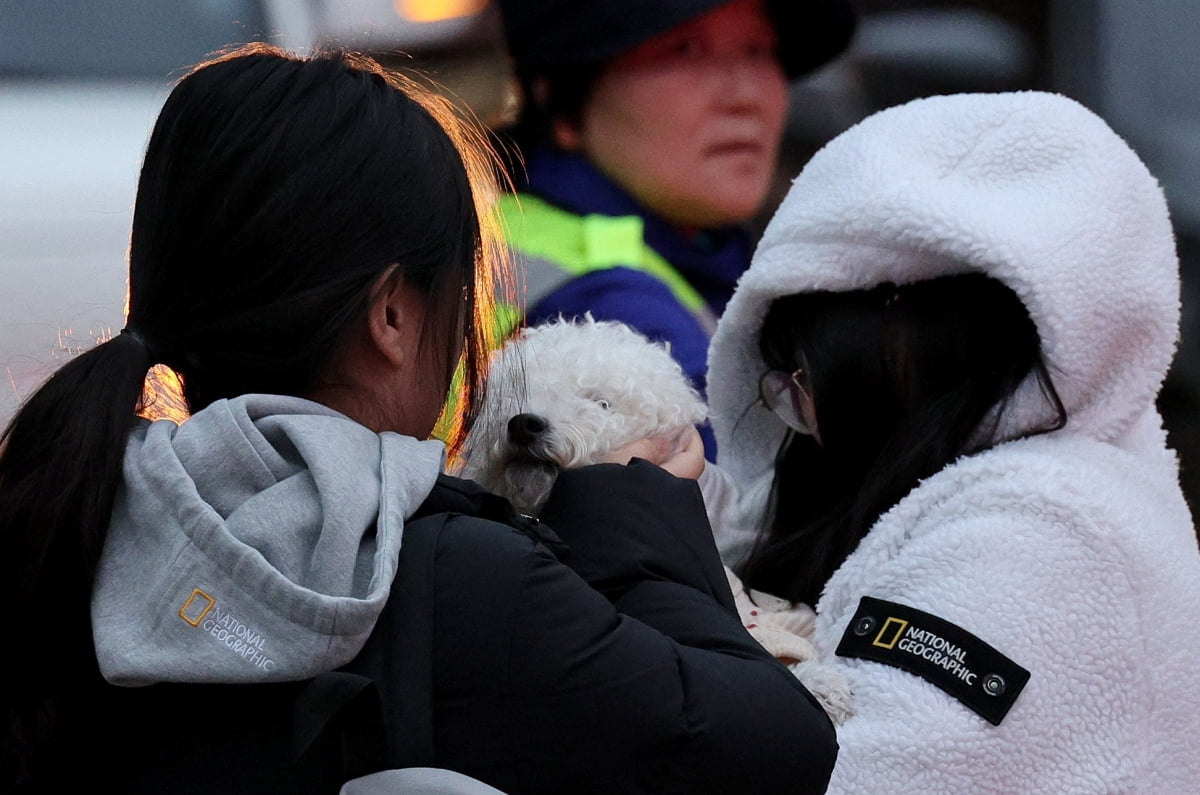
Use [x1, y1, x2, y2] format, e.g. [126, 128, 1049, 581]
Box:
[759, 370, 815, 435]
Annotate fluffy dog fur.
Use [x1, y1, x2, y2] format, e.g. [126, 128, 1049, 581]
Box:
[459, 315, 706, 516]
[458, 315, 853, 724]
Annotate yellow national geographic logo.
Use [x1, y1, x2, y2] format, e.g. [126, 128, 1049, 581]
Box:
[178, 588, 216, 627]
[872, 617, 909, 649]
[176, 588, 277, 671]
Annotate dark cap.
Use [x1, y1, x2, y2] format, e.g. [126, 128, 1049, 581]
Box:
[496, 0, 857, 79]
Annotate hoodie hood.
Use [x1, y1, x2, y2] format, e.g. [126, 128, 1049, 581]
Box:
[93, 394, 446, 685]
[708, 91, 1180, 538]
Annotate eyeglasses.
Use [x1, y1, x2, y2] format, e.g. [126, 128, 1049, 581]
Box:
[759, 365, 819, 438]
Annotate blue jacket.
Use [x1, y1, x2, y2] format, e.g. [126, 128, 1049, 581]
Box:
[511, 148, 754, 459]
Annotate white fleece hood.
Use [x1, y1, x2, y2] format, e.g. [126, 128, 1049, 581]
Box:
[92, 394, 445, 685]
[708, 91, 1181, 541]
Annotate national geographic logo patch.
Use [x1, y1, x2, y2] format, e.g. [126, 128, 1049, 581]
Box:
[836, 596, 1030, 725]
[178, 588, 276, 672]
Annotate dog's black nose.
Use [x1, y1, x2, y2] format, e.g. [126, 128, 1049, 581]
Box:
[508, 413, 549, 445]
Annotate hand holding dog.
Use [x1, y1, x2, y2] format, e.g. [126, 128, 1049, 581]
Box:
[598, 426, 705, 480]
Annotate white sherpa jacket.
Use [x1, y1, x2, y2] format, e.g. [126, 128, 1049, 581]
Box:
[706, 91, 1200, 792]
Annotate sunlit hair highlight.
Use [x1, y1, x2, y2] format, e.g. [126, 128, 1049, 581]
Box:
[0, 42, 513, 788]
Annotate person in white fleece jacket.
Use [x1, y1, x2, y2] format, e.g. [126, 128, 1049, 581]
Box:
[704, 90, 1200, 792]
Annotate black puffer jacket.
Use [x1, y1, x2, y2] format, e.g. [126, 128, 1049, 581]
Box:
[347, 461, 837, 793]
[84, 462, 834, 794]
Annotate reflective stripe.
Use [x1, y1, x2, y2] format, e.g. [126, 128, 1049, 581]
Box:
[496, 194, 716, 335]
[520, 253, 577, 310]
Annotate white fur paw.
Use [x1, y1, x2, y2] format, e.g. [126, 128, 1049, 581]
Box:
[788, 660, 854, 725]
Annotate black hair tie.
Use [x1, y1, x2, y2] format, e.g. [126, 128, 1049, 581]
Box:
[120, 327, 148, 347]
[119, 327, 162, 362]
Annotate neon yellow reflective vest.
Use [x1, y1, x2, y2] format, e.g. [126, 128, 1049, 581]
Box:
[496, 193, 717, 338]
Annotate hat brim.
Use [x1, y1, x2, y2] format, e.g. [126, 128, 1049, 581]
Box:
[771, 0, 858, 79]
[503, 0, 857, 80]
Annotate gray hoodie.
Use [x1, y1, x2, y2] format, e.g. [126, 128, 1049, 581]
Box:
[92, 394, 445, 686]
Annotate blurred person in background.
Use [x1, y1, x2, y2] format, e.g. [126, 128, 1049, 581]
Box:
[492, 0, 857, 459]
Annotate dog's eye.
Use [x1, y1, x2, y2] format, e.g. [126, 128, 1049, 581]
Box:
[595, 399, 611, 410]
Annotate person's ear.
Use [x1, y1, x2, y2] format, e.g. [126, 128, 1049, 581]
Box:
[531, 76, 582, 151]
[551, 116, 583, 151]
[366, 268, 412, 369]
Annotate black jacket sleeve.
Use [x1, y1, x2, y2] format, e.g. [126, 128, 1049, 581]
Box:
[539, 460, 736, 611]
[353, 467, 837, 795]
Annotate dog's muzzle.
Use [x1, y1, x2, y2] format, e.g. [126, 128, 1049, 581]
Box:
[500, 413, 561, 515]
[508, 413, 549, 446]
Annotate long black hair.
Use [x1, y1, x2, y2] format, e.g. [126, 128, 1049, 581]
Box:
[740, 273, 1067, 607]
[0, 43, 507, 788]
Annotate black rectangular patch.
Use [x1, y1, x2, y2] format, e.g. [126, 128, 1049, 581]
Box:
[836, 596, 1030, 725]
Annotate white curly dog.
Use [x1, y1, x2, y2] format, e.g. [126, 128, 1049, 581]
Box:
[459, 315, 853, 724]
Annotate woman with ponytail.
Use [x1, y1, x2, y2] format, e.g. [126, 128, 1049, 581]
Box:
[1, 44, 836, 794]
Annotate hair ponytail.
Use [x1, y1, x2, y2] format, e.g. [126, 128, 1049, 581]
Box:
[2, 44, 511, 788]
[1, 332, 154, 787]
